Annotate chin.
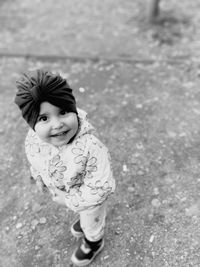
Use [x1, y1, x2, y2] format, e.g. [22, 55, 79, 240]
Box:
[52, 140, 70, 146]
[45, 132, 77, 146]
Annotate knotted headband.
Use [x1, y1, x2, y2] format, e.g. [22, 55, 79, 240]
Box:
[14, 69, 77, 129]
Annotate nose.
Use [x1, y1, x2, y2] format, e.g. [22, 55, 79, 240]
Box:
[51, 117, 64, 130]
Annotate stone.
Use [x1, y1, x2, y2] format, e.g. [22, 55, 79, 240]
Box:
[128, 186, 135, 193]
[151, 198, 161, 208]
[16, 223, 23, 229]
[123, 164, 128, 172]
[39, 217, 47, 224]
[79, 87, 85, 93]
[31, 219, 39, 229]
[149, 234, 155, 243]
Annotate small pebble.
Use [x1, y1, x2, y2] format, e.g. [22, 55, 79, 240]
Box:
[153, 188, 159, 195]
[136, 103, 143, 109]
[180, 197, 187, 202]
[39, 217, 47, 224]
[79, 87, 85, 93]
[122, 100, 127, 105]
[149, 234, 155, 243]
[151, 199, 161, 208]
[16, 222, 23, 229]
[31, 219, 39, 229]
[136, 142, 144, 150]
[35, 245, 40, 251]
[24, 202, 29, 210]
[123, 164, 128, 172]
[128, 186, 135, 193]
[115, 228, 122, 235]
[148, 212, 154, 220]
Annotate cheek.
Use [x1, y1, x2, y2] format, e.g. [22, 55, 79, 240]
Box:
[67, 115, 79, 131]
[72, 118, 79, 132]
[35, 124, 49, 139]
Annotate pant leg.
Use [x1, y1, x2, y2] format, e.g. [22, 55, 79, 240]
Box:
[79, 201, 107, 242]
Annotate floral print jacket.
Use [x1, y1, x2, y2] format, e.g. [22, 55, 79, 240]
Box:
[25, 109, 115, 212]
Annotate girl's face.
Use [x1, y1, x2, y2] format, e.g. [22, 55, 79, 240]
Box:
[34, 102, 78, 146]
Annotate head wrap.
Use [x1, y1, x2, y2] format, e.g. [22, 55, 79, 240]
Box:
[14, 69, 77, 129]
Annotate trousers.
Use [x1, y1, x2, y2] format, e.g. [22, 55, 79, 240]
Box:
[79, 201, 107, 242]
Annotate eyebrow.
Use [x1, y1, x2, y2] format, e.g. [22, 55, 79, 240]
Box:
[38, 112, 48, 117]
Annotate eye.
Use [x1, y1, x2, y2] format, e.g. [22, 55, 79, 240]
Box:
[60, 110, 68, 115]
[38, 115, 48, 122]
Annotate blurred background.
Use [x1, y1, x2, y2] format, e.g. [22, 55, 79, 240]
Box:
[0, 0, 199, 60]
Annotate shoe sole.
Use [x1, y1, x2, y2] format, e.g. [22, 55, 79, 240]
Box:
[71, 239, 104, 266]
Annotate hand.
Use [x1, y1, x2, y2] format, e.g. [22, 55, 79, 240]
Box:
[52, 191, 66, 206]
[36, 175, 48, 193]
[30, 175, 36, 184]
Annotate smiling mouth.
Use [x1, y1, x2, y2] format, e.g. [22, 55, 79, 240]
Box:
[51, 130, 69, 137]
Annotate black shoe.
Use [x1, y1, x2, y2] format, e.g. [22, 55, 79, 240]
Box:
[71, 220, 84, 238]
[71, 238, 104, 266]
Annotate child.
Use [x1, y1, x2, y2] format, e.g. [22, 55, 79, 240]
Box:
[14, 69, 115, 266]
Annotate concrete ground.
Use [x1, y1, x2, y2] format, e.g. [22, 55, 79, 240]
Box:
[1, 0, 200, 266]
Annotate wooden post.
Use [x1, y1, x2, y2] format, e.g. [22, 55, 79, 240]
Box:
[148, 0, 161, 23]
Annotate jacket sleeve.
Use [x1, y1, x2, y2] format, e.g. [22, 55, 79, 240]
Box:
[64, 137, 115, 211]
[25, 130, 46, 187]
